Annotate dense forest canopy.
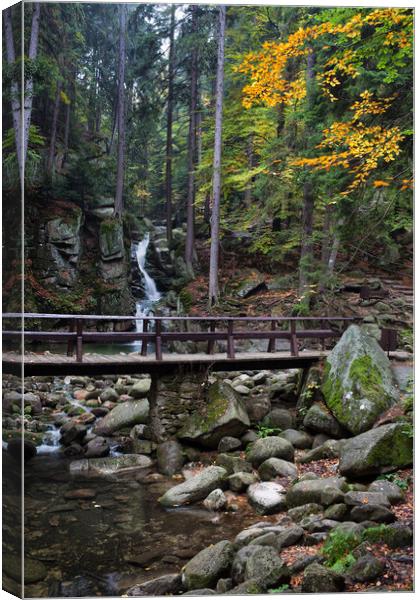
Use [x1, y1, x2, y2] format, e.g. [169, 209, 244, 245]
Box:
[2, 2, 413, 312]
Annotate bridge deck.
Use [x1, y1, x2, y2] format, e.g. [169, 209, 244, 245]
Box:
[2, 350, 328, 376]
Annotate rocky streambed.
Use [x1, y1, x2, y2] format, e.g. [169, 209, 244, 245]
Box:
[2, 326, 414, 596]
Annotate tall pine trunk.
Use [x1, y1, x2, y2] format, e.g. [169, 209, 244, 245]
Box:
[165, 5, 176, 245]
[47, 79, 62, 177]
[114, 4, 127, 218]
[298, 49, 316, 302]
[208, 6, 226, 307]
[185, 6, 198, 273]
[23, 3, 41, 170]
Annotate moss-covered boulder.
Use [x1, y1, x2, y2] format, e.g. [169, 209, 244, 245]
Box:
[339, 423, 413, 478]
[322, 325, 399, 435]
[182, 540, 234, 590]
[93, 399, 149, 435]
[177, 382, 250, 448]
[99, 218, 125, 261]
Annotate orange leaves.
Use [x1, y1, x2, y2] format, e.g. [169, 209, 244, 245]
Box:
[373, 180, 391, 188]
[351, 91, 395, 121]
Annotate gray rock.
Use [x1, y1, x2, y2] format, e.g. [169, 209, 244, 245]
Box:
[363, 523, 412, 548]
[129, 378, 151, 398]
[331, 521, 364, 538]
[241, 430, 258, 445]
[248, 532, 278, 548]
[288, 503, 323, 522]
[156, 440, 185, 476]
[224, 579, 263, 594]
[258, 457, 297, 481]
[324, 503, 348, 521]
[182, 540, 234, 590]
[350, 504, 395, 523]
[3, 554, 47, 584]
[368, 480, 405, 504]
[99, 387, 119, 403]
[244, 395, 271, 423]
[215, 453, 253, 475]
[297, 439, 343, 464]
[275, 525, 304, 548]
[84, 436, 110, 458]
[286, 477, 346, 508]
[60, 421, 87, 445]
[218, 436, 242, 453]
[347, 555, 385, 582]
[247, 482, 287, 515]
[246, 436, 294, 467]
[262, 408, 294, 430]
[339, 423, 413, 478]
[322, 325, 400, 435]
[280, 429, 313, 449]
[93, 399, 149, 435]
[228, 472, 258, 493]
[301, 563, 345, 593]
[216, 578, 232, 593]
[127, 574, 183, 596]
[159, 466, 227, 507]
[178, 382, 250, 449]
[344, 491, 390, 507]
[7, 438, 37, 462]
[234, 529, 268, 550]
[312, 433, 330, 448]
[23, 392, 42, 415]
[303, 403, 344, 438]
[203, 489, 227, 511]
[69, 454, 152, 476]
[244, 545, 289, 589]
[183, 589, 216, 595]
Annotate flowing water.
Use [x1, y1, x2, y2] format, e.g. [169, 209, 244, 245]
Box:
[133, 233, 161, 341]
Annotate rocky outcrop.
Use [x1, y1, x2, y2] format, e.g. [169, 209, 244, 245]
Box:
[339, 423, 413, 478]
[93, 399, 149, 435]
[177, 382, 250, 448]
[322, 325, 400, 435]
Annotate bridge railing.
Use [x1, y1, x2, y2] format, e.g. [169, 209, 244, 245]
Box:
[2, 313, 361, 362]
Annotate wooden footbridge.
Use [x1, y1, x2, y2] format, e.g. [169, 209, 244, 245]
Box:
[2, 312, 393, 376]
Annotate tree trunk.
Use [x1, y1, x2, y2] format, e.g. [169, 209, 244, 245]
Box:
[185, 6, 199, 273]
[321, 203, 333, 266]
[208, 6, 226, 307]
[4, 6, 23, 188]
[23, 2, 41, 169]
[244, 135, 254, 207]
[165, 5, 176, 245]
[62, 72, 75, 169]
[114, 4, 127, 218]
[47, 79, 62, 177]
[298, 49, 316, 302]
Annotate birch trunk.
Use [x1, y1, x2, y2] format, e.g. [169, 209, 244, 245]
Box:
[208, 6, 226, 307]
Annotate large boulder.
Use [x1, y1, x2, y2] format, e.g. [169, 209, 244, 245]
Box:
[159, 466, 228, 507]
[69, 454, 152, 476]
[301, 563, 345, 593]
[322, 325, 399, 435]
[156, 440, 185, 476]
[303, 403, 344, 438]
[177, 382, 250, 448]
[93, 399, 149, 435]
[286, 477, 347, 508]
[182, 540, 234, 590]
[339, 423, 413, 478]
[246, 436, 294, 467]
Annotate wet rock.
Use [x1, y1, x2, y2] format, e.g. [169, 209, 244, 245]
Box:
[3, 391, 21, 413]
[84, 436, 110, 458]
[303, 403, 344, 438]
[23, 392, 42, 415]
[129, 378, 151, 398]
[60, 421, 88, 445]
[7, 438, 37, 462]
[64, 488, 97, 499]
[156, 440, 185, 476]
[178, 382, 250, 448]
[322, 325, 400, 435]
[258, 457, 297, 480]
[228, 472, 258, 493]
[93, 399, 149, 435]
[339, 423, 413, 478]
[368, 480, 405, 503]
[69, 454, 152, 476]
[159, 466, 228, 507]
[203, 489, 227, 511]
[218, 436, 242, 453]
[127, 574, 183, 596]
[347, 555, 385, 582]
[3, 555, 47, 584]
[247, 482, 287, 515]
[182, 540, 234, 590]
[301, 563, 345, 593]
[246, 436, 294, 467]
[279, 429, 313, 449]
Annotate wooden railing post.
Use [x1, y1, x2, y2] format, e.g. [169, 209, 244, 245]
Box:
[155, 319, 162, 361]
[67, 319, 75, 356]
[141, 319, 149, 356]
[321, 319, 326, 351]
[76, 319, 83, 362]
[267, 319, 276, 353]
[207, 321, 216, 355]
[227, 320, 235, 359]
[290, 319, 298, 356]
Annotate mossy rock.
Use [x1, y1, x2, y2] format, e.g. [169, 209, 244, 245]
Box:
[322, 325, 399, 435]
[177, 382, 250, 449]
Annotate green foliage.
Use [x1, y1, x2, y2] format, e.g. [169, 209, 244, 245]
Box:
[322, 529, 361, 571]
[376, 473, 409, 491]
[256, 424, 282, 438]
[268, 584, 290, 593]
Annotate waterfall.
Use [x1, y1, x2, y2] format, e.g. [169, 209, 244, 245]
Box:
[134, 233, 161, 336]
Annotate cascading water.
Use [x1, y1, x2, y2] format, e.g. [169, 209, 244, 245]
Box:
[133, 233, 161, 338]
